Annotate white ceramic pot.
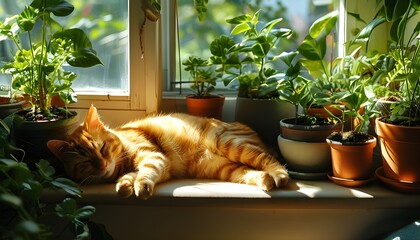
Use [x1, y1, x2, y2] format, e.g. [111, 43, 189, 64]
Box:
[277, 134, 331, 173]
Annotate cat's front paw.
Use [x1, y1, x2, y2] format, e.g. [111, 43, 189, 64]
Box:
[134, 181, 154, 200]
[116, 172, 137, 198]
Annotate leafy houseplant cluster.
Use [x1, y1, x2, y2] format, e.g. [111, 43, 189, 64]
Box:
[0, 121, 103, 239]
[0, 0, 102, 121]
[215, 9, 293, 99]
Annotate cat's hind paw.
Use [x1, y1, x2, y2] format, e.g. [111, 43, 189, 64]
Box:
[270, 169, 289, 188]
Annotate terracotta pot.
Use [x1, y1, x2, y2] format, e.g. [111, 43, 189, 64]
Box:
[280, 118, 342, 142]
[326, 137, 377, 180]
[186, 95, 225, 120]
[375, 117, 420, 182]
[307, 104, 343, 118]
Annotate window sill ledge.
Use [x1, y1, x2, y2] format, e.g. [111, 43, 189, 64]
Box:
[45, 178, 420, 209]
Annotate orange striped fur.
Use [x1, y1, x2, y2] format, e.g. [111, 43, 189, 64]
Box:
[48, 105, 289, 199]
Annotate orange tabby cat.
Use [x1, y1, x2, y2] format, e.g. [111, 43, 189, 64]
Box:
[48, 105, 289, 199]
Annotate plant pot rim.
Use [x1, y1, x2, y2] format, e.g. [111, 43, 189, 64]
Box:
[280, 117, 341, 130]
[376, 116, 420, 128]
[186, 94, 225, 99]
[326, 135, 376, 146]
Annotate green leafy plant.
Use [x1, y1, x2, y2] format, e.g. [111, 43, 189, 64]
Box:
[182, 56, 218, 98]
[350, 0, 420, 126]
[0, 119, 110, 239]
[215, 9, 293, 99]
[0, 158, 96, 239]
[278, 11, 341, 124]
[0, 0, 102, 120]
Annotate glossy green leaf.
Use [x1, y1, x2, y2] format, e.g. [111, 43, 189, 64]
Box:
[31, 0, 74, 17]
[350, 17, 386, 46]
[17, 6, 38, 31]
[52, 177, 82, 197]
[231, 22, 251, 35]
[309, 10, 338, 39]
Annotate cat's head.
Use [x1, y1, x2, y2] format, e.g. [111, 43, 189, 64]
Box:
[48, 105, 123, 183]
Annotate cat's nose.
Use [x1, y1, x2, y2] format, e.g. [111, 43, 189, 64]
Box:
[92, 158, 107, 171]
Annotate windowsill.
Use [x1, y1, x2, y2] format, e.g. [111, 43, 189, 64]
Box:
[45, 178, 420, 208]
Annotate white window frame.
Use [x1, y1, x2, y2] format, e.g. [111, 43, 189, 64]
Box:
[69, 0, 161, 126]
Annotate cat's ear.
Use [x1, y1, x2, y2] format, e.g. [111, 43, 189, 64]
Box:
[84, 105, 104, 130]
[47, 140, 70, 160]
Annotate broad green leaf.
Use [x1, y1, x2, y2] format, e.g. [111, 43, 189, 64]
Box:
[17, 6, 38, 31]
[0, 193, 23, 208]
[392, 0, 411, 21]
[226, 14, 251, 24]
[75, 205, 96, 219]
[31, 0, 74, 17]
[15, 220, 41, 235]
[52, 177, 82, 197]
[298, 35, 326, 60]
[209, 35, 235, 56]
[56, 198, 77, 219]
[309, 10, 338, 39]
[350, 17, 386, 46]
[275, 51, 298, 66]
[36, 159, 55, 179]
[231, 22, 251, 35]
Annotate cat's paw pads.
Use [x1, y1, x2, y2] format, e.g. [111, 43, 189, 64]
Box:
[258, 173, 276, 191]
[271, 169, 289, 188]
[134, 181, 154, 200]
[116, 179, 134, 198]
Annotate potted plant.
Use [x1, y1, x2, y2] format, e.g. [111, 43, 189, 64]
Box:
[0, 120, 110, 239]
[0, 0, 102, 162]
[276, 11, 342, 179]
[212, 10, 295, 153]
[182, 56, 225, 119]
[0, 83, 25, 119]
[325, 52, 378, 187]
[361, 0, 420, 190]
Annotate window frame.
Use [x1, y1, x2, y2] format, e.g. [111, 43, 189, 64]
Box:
[70, 0, 161, 123]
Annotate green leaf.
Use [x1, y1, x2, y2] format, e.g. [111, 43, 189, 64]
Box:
[298, 35, 326, 60]
[52, 177, 82, 197]
[275, 51, 298, 66]
[75, 205, 96, 219]
[15, 220, 41, 235]
[36, 159, 55, 180]
[309, 10, 338, 39]
[226, 14, 251, 24]
[350, 17, 386, 46]
[56, 198, 77, 219]
[231, 22, 251, 35]
[31, 0, 74, 17]
[17, 6, 38, 31]
[0, 193, 23, 208]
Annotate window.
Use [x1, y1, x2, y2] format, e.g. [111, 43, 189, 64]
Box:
[0, 0, 160, 123]
[161, 0, 340, 94]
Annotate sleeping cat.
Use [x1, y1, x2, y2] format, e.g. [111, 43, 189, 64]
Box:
[48, 105, 289, 199]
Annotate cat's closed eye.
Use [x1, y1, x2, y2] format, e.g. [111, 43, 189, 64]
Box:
[76, 145, 89, 156]
[100, 142, 108, 156]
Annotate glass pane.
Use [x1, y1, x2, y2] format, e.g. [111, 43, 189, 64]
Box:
[164, 0, 337, 92]
[0, 0, 129, 93]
